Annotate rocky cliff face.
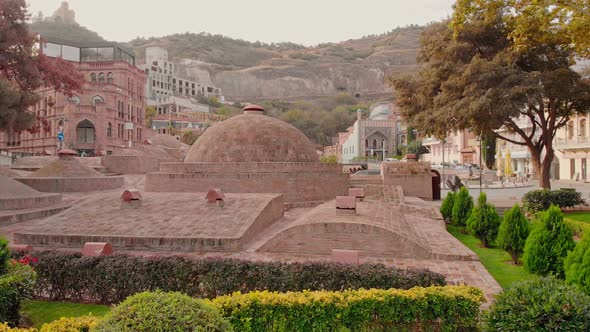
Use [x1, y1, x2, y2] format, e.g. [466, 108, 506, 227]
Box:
[130, 27, 422, 100]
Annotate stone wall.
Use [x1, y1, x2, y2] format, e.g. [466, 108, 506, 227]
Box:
[0, 194, 62, 211]
[146, 162, 350, 204]
[381, 162, 433, 200]
[102, 156, 159, 174]
[15, 176, 124, 193]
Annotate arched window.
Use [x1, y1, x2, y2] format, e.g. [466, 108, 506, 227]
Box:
[69, 95, 80, 104]
[91, 95, 104, 106]
[365, 139, 368, 148]
[90, 73, 96, 83]
[567, 121, 575, 139]
[107, 122, 112, 137]
[98, 72, 105, 84]
[580, 119, 587, 137]
[76, 120, 95, 144]
[106, 72, 113, 84]
[373, 139, 377, 149]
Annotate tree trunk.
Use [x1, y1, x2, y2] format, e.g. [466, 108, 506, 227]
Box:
[528, 145, 554, 190]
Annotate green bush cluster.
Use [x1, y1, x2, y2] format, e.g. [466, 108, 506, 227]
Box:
[522, 189, 585, 213]
[440, 191, 455, 221]
[95, 291, 231, 332]
[212, 286, 484, 332]
[485, 277, 590, 331]
[565, 231, 590, 294]
[1, 316, 99, 331]
[497, 204, 530, 264]
[523, 206, 575, 278]
[451, 187, 473, 226]
[0, 261, 37, 327]
[467, 193, 501, 247]
[0, 238, 9, 276]
[10, 251, 445, 305]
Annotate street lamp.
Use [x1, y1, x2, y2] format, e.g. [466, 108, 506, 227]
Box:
[477, 136, 483, 194]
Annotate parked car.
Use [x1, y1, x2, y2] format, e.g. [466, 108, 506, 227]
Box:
[385, 158, 399, 162]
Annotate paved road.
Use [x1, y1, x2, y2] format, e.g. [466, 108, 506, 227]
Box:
[439, 179, 590, 207]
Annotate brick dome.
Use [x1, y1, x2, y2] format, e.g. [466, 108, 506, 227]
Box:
[184, 108, 319, 163]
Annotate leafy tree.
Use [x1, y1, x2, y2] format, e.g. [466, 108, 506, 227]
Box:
[144, 106, 156, 127]
[181, 131, 199, 145]
[453, 0, 590, 58]
[467, 193, 501, 247]
[391, 9, 590, 189]
[440, 192, 455, 222]
[451, 187, 473, 226]
[0, 0, 82, 132]
[523, 205, 575, 278]
[482, 134, 496, 170]
[497, 204, 530, 264]
[565, 231, 590, 294]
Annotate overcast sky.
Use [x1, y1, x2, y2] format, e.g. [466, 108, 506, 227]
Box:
[27, 0, 455, 45]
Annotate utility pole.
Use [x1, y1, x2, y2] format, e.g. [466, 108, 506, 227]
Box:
[478, 136, 483, 195]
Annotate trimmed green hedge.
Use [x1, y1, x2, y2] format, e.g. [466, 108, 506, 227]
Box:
[95, 291, 231, 332]
[212, 286, 485, 331]
[11, 251, 446, 305]
[522, 189, 585, 213]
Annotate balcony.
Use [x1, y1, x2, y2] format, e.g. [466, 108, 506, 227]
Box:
[555, 136, 590, 151]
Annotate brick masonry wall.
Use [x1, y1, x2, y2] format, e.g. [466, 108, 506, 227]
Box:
[146, 163, 350, 203]
[15, 176, 124, 193]
[101, 156, 160, 174]
[159, 162, 343, 174]
[0, 193, 62, 211]
[382, 162, 433, 200]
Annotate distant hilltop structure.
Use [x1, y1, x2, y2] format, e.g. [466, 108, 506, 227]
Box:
[51, 1, 76, 24]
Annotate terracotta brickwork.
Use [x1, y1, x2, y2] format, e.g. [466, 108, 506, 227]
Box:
[381, 161, 433, 200]
[15, 176, 124, 193]
[101, 155, 160, 174]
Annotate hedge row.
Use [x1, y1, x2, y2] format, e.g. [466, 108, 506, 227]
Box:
[0, 316, 98, 332]
[212, 286, 485, 331]
[10, 251, 446, 304]
[522, 189, 585, 213]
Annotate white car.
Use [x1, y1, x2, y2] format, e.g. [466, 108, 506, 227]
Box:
[384, 158, 399, 162]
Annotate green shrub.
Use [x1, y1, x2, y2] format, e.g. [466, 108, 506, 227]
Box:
[95, 291, 231, 332]
[9, 251, 445, 304]
[0, 237, 9, 275]
[522, 189, 585, 213]
[523, 205, 575, 278]
[0, 262, 37, 326]
[213, 286, 484, 332]
[485, 277, 590, 331]
[451, 187, 473, 226]
[466, 192, 500, 247]
[497, 204, 530, 264]
[40, 316, 99, 332]
[565, 231, 590, 294]
[440, 191, 455, 221]
[565, 218, 590, 238]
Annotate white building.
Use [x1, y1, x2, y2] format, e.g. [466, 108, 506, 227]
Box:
[555, 113, 590, 181]
[141, 47, 222, 105]
[421, 130, 480, 166]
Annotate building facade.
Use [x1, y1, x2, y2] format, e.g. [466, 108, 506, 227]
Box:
[555, 113, 590, 181]
[142, 47, 222, 104]
[0, 38, 149, 156]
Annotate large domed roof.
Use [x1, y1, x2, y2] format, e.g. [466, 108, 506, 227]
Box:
[185, 105, 319, 163]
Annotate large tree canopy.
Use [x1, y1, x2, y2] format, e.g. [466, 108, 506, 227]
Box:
[390, 5, 590, 189]
[0, 0, 82, 132]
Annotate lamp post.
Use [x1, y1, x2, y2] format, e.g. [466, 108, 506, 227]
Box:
[477, 136, 483, 194]
[442, 138, 446, 187]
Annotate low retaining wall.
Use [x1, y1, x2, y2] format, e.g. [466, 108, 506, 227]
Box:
[0, 193, 62, 210]
[101, 155, 159, 174]
[382, 162, 433, 200]
[15, 176, 124, 193]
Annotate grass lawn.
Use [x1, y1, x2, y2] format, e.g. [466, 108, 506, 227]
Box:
[21, 300, 110, 329]
[564, 211, 590, 223]
[447, 225, 537, 289]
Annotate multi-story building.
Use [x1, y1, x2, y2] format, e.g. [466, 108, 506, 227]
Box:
[151, 111, 226, 138]
[142, 47, 222, 103]
[555, 113, 590, 181]
[0, 38, 149, 156]
[421, 130, 480, 165]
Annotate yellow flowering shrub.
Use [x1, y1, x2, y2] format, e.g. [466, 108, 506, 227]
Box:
[212, 286, 485, 332]
[0, 316, 98, 332]
[0, 322, 36, 331]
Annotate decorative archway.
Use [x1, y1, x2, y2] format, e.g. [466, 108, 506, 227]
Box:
[77, 119, 95, 144]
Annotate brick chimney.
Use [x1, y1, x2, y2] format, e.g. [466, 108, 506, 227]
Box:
[336, 196, 357, 215]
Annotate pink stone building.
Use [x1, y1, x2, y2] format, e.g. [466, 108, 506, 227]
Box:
[0, 38, 151, 156]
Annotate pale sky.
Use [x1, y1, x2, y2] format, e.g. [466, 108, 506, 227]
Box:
[27, 0, 455, 46]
